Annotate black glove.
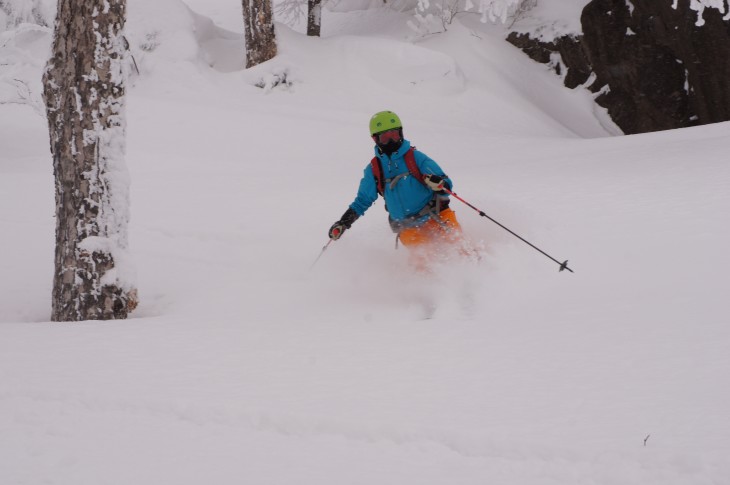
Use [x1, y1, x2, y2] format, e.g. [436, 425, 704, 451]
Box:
[329, 222, 346, 240]
[423, 174, 446, 191]
[329, 208, 359, 240]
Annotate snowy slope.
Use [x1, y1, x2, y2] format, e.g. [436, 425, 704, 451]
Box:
[508, 0, 591, 41]
[1, 2, 729, 484]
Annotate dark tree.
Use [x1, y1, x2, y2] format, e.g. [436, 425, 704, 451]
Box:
[307, 0, 322, 37]
[43, 0, 137, 321]
[242, 0, 277, 68]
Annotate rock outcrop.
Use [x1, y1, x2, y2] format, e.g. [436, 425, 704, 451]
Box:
[507, 0, 730, 134]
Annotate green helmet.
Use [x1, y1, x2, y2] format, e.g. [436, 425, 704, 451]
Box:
[369, 111, 402, 135]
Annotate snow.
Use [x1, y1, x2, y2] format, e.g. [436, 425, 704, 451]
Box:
[1, 1, 729, 484]
[508, 0, 590, 41]
[681, 0, 729, 26]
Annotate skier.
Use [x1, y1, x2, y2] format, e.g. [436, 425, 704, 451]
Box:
[328, 111, 466, 267]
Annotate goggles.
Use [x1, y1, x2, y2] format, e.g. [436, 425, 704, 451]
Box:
[374, 128, 401, 145]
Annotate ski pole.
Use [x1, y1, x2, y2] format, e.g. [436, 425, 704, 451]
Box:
[444, 188, 574, 273]
[310, 239, 334, 270]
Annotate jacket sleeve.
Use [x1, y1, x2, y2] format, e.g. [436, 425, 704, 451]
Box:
[415, 150, 453, 191]
[349, 164, 379, 216]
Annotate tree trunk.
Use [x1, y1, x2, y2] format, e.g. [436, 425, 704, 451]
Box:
[242, 0, 277, 68]
[307, 0, 322, 37]
[43, 0, 137, 321]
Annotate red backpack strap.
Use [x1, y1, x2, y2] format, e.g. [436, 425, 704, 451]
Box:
[404, 147, 426, 187]
[370, 156, 385, 196]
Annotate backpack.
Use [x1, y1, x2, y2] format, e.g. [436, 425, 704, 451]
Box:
[370, 147, 425, 196]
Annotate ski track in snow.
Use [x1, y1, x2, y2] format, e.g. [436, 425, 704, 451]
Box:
[2, 391, 726, 485]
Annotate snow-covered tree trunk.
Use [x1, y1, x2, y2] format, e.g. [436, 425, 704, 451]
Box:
[242, 0, 277, 68]
[307, 0, 322, 37]
[42, 0, 137, 321]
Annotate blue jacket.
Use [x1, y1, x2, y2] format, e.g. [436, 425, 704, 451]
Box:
[349, 139, 452, 223]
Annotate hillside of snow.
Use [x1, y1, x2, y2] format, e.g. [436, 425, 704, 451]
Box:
[1, 2, 729, 484]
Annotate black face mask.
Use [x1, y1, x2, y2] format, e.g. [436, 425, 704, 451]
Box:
[378, 139, 403, 155]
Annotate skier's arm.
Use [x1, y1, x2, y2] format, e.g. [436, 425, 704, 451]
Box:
[329, 165, 378, 240]
[348, 164, 379, 216]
